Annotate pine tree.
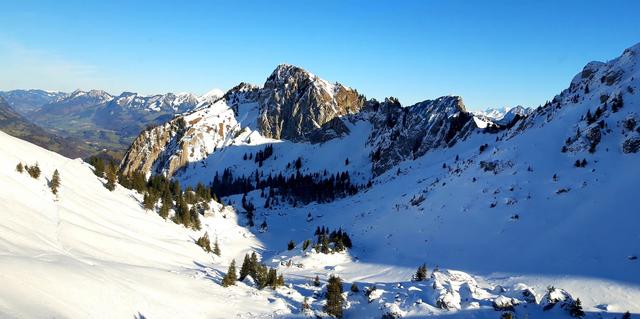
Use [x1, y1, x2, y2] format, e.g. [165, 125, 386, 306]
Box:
[415, 264, 428, 281]
[159, 193, 171, 219]
[16, 162, 23, 173]
[287, 240, 295, 250]
[569, 298, 585, 318]
[313, 275, 321, 287]
[221, 259, 237, 287]
[302, 239, 311, 251]
[143, 192, 157, 210]
[50, 169, 61, 195]
[622, 311, 631, 319]
[324, 275, 344, 318]
[213, 239, 221, 256]
[90, 157, 105, 177]
[239, 254, 251, 281]
[277, 274, 285, 287]
[350, 282, 359, 293]
[105, 162, 117, 191]
[267, 268, 278, 289]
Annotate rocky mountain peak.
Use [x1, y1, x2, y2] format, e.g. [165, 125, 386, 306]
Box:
[258, 64, 365, 141]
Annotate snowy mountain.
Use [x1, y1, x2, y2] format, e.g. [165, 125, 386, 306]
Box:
[0, 89, 66, 113]
[113, 42, 640, 318]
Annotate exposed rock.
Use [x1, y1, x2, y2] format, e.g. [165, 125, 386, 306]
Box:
[367, 96, 475, 175]
[492, 295, 519, 311]
[257, 64, 365, 141]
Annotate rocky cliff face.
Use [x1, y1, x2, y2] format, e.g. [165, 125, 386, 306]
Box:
[366, 96, 476, 175]
[119, 86, 249, 177]
[257, 64, 365, 141]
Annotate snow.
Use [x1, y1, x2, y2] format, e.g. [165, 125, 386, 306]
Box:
[0, 131, 288, 318]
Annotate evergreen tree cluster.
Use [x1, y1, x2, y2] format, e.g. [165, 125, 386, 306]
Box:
[574, 158, 588, 168]
[313, 226, 352, 254]
[212, 169, 360, 205]
[121, 173, 217, 230]
[611, 93, 624, 113]
[87, 156, 117, 191]
[242, 144, 274, 167]
[585, 106, 605, 125]
[253, 144, 274, 167]
[88, 156, 105, 177]
[237, 252, 285, 289]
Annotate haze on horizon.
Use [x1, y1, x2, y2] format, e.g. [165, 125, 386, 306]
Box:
[1, 0, 639, 110]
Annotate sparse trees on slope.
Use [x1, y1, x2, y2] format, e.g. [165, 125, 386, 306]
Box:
[324, 275, 344, 318]
[221, 259, 237, 287]
[16, 162, 23, 173]
[50, 169, 60, 195]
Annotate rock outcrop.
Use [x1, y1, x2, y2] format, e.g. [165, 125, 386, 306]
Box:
[257, 64, 365, 141]
[367, 96, 475, 175]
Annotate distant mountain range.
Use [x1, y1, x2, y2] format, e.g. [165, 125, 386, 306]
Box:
[0, 89, 222, 160]
[0, 96, 95, 158]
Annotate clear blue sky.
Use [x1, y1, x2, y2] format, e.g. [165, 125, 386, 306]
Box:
[1, 0, 639, 110]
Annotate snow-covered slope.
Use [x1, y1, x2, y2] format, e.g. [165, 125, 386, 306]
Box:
[0, 130, 291, 318]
